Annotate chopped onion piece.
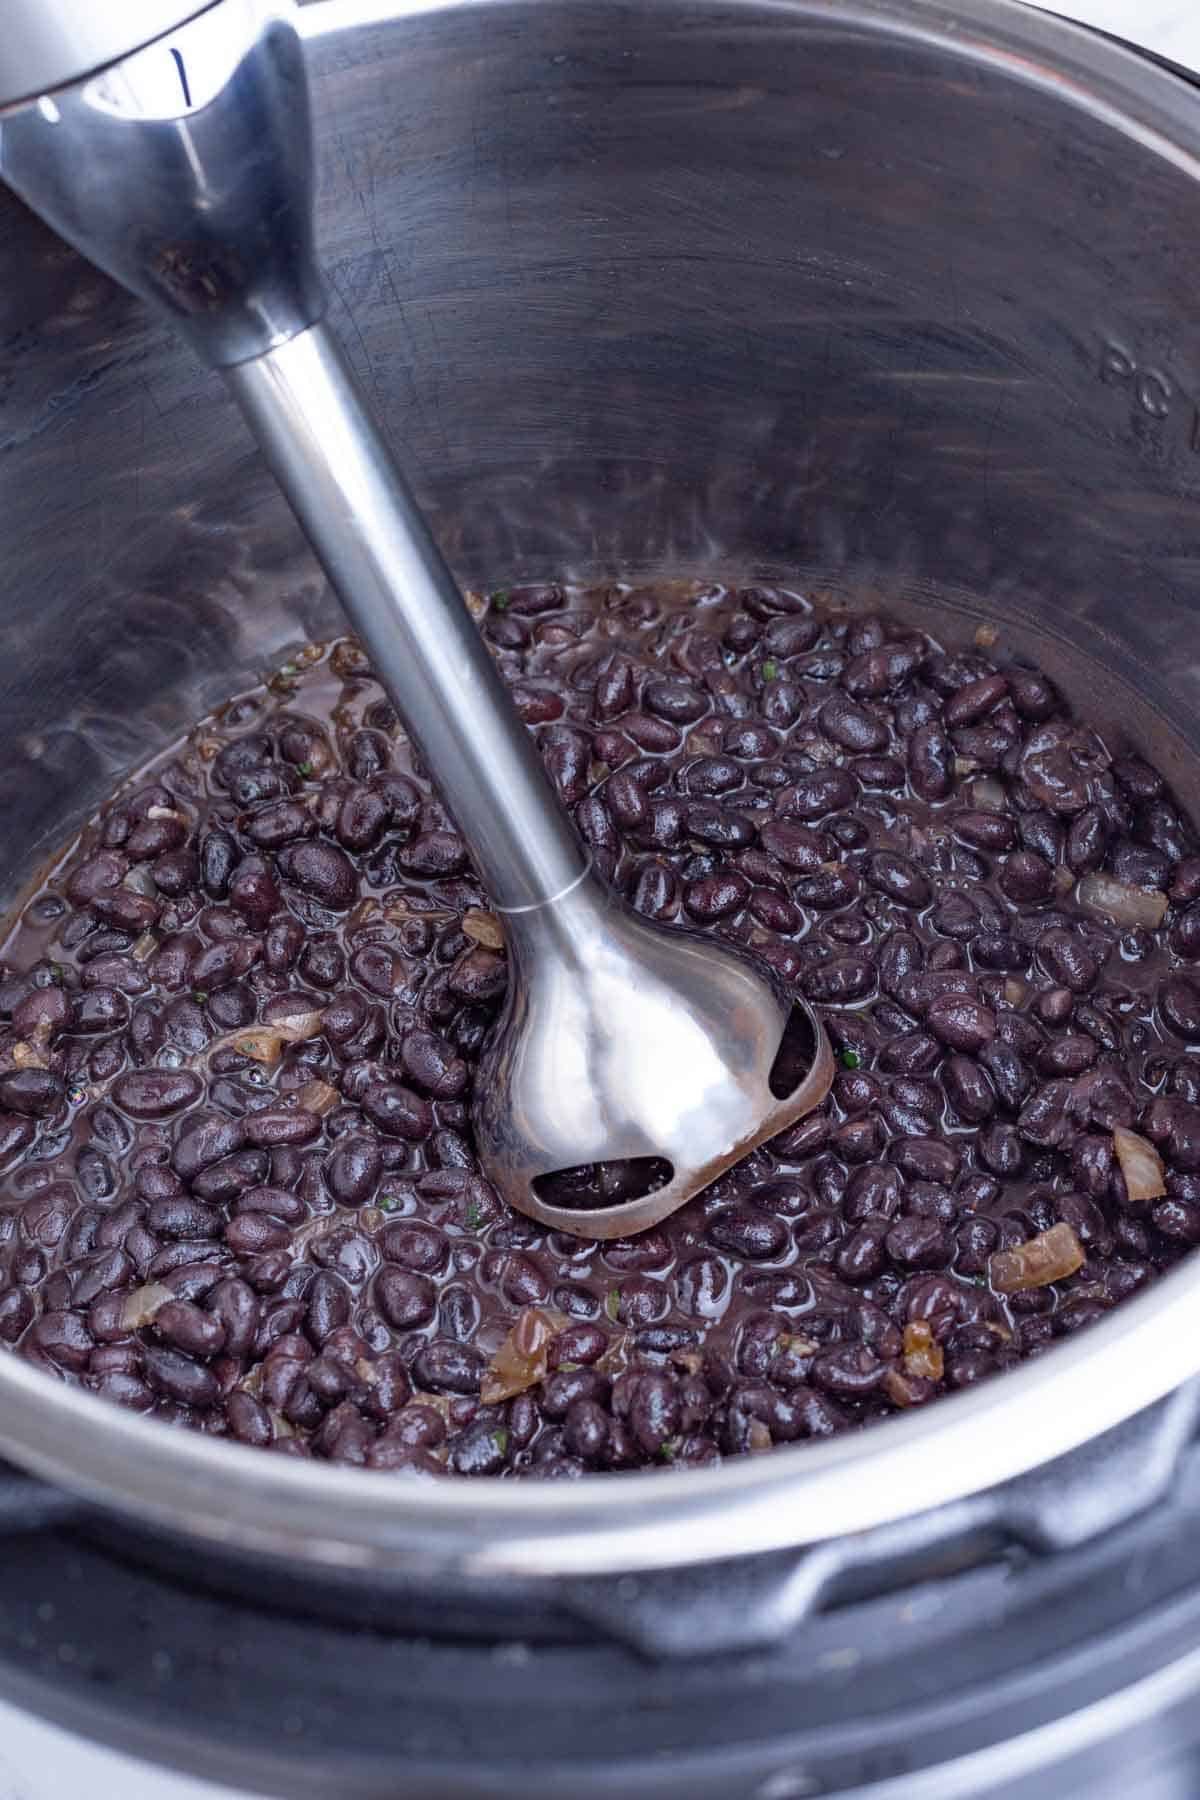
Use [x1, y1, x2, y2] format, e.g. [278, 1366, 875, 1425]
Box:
[225, 1029, 285, 1069]
[747, 1418, 774, 1453]
[131, 931, 158, 963]
[902, 1320, 944, 1381]
[974, 622, 999, 648]
[462, 908, 506, 950]
[1076, 872, 1168, 931]
[273, 1010, 326, 1042]
[1002, 977, 1028, 1008]
[411, 1392, 458, 1427]
[124, 864, 158, 897]
[953, 756, 979, 778]
[481, 1306, 570, 1404]
[146, 805, 186, 823]
[120, 1282, 175, 1331]
[10, 1039, 49, 1071]
[269, 1411, 295, 1440]
[883, 1367, 933, 1408]
[205, 1009, 325, 1072]
[1053, 865, 1076, 895]
[969, 777, 1007, 813]
[384, 897, 453, 925]
[1112, 1124, 1166, 1201]
[989, 1222, 1084, 1294]
[296, 1079, 340, 1117]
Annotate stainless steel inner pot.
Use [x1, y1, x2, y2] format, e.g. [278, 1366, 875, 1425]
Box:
[2, 0, 1200, 1587]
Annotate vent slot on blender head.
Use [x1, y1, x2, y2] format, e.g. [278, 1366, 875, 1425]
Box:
[532, 1157, 675, 1212]
[768, 1002, 819, 1100]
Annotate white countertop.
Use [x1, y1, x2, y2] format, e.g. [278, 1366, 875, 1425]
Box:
[1048, 0, 1199, 57]
[1, 3, 1198, 1798]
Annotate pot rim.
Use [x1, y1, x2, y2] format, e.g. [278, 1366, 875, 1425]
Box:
[4, 0, 1200, 1579]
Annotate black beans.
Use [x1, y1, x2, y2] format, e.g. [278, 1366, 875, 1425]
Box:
[208, 1279, 260, 1356]
[777, 768, 857, 819]
[0, 1069, 63, 1117]
[1037, 928, 1100, 994]
[228, 1391, 273, 1446]
[276, 841, 358, 910]
[143, 1345, 219, 1406]
[885, 1217, 952, 1269]
[866, 852, 932, 910]
[112, 1069, 203, 1119]
[148, 1194, 221, 1239]
[361, 1081, 433, 1141]
[927, 993, 996, 1054]
[172, 1115, 246, 1182]
[324, 1137, 382, 1207]
[4, 588, 1198, 1483]
[684, 871, 750, 922]
[952, 810, 1017, 852]
[156, 1299, 227, 1357]
[818, 695, 888, 753]
[411, 1339, 484, 1395]
[628, 1372, 681, 1455]
[945, 674, 1008, 728]
[196, 829, 237, 898]
[1161, 975, 1200, 1042]
[801, 957, 874, 1003]
[943, 1055, 995, 1122]
[707, 1209, 788, 1260]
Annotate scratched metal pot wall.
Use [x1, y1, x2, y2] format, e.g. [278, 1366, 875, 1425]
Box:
[2, 0, 1199, 913]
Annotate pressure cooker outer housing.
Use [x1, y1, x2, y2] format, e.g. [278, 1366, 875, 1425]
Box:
[1, 0, 1200, 1657]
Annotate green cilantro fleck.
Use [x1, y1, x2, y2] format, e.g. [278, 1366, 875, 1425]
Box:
[493, 1428, 510, 1456]
[47, 964, 66, 986]
[490, 588, 510, 611]
[464, 1200, 484, 1231]
[605, 1288, 621, 1323]
[379, 1193, 402, 1214]
[658, 1436, 681, 1463]
[556, 1361, 581, 1373]
[762, 658, 779, 682]
[279, 661, 298, 677]
[297, 760, 314, 777]
[839, 1048, 862, 1070]
[192, 989, 208, 1005]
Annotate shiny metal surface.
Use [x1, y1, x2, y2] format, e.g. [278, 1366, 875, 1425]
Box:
[477, 872, 833, 1236]
[2, 0, 831, 1228]
[227, 320, 590, 914]
[0, 0, 323, 367]
[227, 321, 587, 910]
[1, 0, 1200, 1576]
[233, 322, 834, 1230]
[0, 0, 215, 106]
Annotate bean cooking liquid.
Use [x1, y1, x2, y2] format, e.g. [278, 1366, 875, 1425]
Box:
[1, 581, 1199, 1477]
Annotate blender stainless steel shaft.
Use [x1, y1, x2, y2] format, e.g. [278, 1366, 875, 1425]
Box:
[0, 0, 832, 1237]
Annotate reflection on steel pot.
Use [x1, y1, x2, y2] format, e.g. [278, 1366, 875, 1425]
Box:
[2, 6, 1200, 1789]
